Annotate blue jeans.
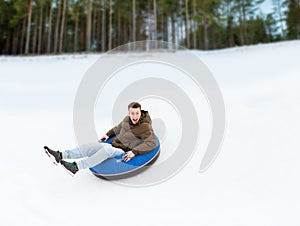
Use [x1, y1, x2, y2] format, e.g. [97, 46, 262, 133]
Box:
[63, 142, 125, 169]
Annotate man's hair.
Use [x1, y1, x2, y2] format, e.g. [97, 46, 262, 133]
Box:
[128, 102, 141, 110]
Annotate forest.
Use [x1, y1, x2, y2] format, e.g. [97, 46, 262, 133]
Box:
[0, 0, 300, 55]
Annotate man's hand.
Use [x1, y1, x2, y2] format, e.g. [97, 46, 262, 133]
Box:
[123, 151, 135, 162]
[98, 135, 109, 142]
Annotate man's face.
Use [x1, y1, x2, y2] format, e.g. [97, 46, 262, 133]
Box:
[128, 107, 141, 124]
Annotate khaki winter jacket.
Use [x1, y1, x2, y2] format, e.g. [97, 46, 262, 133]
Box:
[106, 110, 157, 155]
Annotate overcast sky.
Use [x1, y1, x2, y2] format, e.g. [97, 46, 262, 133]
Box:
[261, 0, 273, 14]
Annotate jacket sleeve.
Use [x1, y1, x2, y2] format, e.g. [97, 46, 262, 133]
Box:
[131, 124, 157, 155]
[106, 122, 122, 138]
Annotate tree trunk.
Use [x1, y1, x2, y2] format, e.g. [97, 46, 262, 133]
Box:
[153, 0, 157, 40]
[17, 26, 21, 54]
[53, 0, 61, 53]
[74, 3, 79, 52]
[32, 11, 38, 53]
[179, 0, 184, 46]
[108, 0, 112, 50]
[38, 4, 43, 54]
[147, 0, 151, 40]
[137, 12, 144, 43]
[132, 0, 136, 43]
[80, 21, 85, 51]
[164, 13, 168, 42]
[128, 3, 132, 50]
[97, 4, 101, 51]
[225, 1, 234, 47]
[236, 0, 244, 45]
[160, 12, 164, 41]
[229, 16, 234, 47]
[4, 32, 10, 54]
[192, 0, 197, 48]
[117, 6, 121, 46]
[212, 27, 217, 49]
[43, 3, 49, 53]
[122, 19, 125, 44]
[164, 18, 168, 48]
[241, 1, 247, 44]
[171, 14, 176, 45]
[185, 0, 190, 48]
[63, 2, 68, 52]
[203, 16, 208, 50]
[113, 6, 117, 48]
[20, 17, 26, 54]
[12, 27, 19, 55]
[59, 0, 66, 53]
[92, 1, 97, 49]
[101, 0, 106, 52]
[239, 16, 244, 45]
[86, 0, 92, 51]
[47, 0, 53, 53]
[25, 0, 33, 54]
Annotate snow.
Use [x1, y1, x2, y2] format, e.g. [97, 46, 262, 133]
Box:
[1, 40, 300, 226]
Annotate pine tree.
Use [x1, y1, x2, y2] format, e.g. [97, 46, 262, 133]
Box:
[265, 13, 279, 41]
[286, 0, 300, 39]
[0, 0, 292, 55]
[272, 0, 287, 38]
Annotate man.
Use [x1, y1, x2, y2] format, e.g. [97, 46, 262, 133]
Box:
[44, 102, 157, 175]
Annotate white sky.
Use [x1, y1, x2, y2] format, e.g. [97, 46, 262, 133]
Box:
[261, 0, 273, 14]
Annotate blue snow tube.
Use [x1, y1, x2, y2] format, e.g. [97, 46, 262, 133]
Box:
[89, 136, 160, 180]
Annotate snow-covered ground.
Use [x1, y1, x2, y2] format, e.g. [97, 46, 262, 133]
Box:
[1, 41, 300, 226]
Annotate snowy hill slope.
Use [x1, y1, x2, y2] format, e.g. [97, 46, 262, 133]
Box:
[1, 41, 300, 226]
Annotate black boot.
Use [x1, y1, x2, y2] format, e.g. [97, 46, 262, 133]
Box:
[61, 160, 79, 175]
[44, 146, 62, 165]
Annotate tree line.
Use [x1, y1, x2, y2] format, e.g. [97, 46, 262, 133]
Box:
[0, 0, 300, 55]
